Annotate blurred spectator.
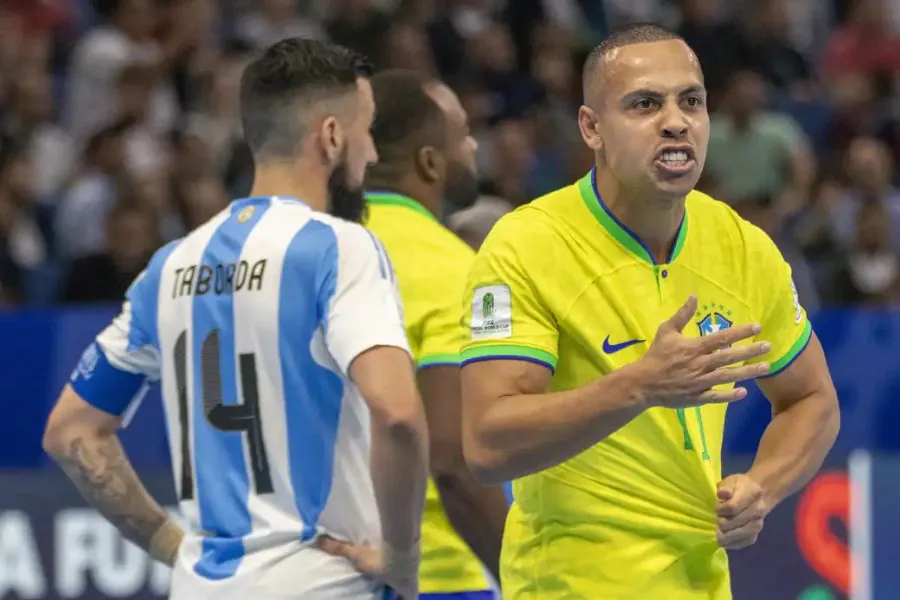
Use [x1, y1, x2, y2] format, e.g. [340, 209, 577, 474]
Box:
[176, 171, 229, 230]
[3, 67, 75, 201]
[166, 0, 221, 108]
[170, 129, 214, 183]
[0, 142, 51, 304]
[3, 0, 72, 42]
[826, 72, 891, 150]
[131, 172, 184, 242]
[705, 70, 815, 212]
[61, 199, 159, 303]
[427, 0, 491, 78]
[528, 24, 582, 193]
[605, 0, 677, 29]
[531, 25, 577, 111]
[468, 20, 540, 121]
[677, 0, 753, 98]
[381, 20, 437, 74]
[486, 119, 537, 206]
[62, 0, 191, 142]
[236, 0, 325, 51]
[733, 196, 821, 313]
[0, 10, 26, 104]
[794, 176, 845, 269]
[830, 136, 900, 254]
[447, 194, 512, 249]
[184, 42, 250, 173]
[326, 0, 391, 66]
[744, 0, 815, 102]
[0, 6, 53, 86]
[773, 0, 834, 56]
[821, 199, 900, 305]
[115, 63, 169, 177]
[0, 0, 895, 312]
[503, 0, 598, 72]
[823, 0, 900, 80]
[54, 119, 130, 261]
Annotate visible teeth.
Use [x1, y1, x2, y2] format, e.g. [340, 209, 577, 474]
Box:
[661, 151, 688, 163]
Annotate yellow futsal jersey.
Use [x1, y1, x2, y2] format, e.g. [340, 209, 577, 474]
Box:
[365, 192, 491, 594]
[461, 171, 811, 600]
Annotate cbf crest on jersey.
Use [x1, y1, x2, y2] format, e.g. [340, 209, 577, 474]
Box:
[696, 303, 733, 336]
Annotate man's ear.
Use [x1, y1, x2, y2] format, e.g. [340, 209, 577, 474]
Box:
[578, 105, 604, 152]
[318, 116, 345, 164]
[415, 145, 445, 184]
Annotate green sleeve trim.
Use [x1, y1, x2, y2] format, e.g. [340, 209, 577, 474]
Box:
[765, 319, 813, 377]
[460, 344, 558, 370]
[416, 353, 461, 368]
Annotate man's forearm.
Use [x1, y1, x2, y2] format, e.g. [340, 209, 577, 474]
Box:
[747, 392, 840, 509]
[371, 416, 430, 550]
[49, 433, 182, 565]
[435, 472, 507, 581]
[466, 365, 646, 484]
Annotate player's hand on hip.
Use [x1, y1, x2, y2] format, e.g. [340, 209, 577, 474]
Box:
[637, 295, 772, 409]
[316, 535, 420, 599]
[716, 474, 768, 550]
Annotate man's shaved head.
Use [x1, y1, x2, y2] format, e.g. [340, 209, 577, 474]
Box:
[577, 22, 708, 200]
[582, 23, 688, 106]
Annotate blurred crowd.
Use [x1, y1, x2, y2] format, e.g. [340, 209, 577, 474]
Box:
[3, 0, 900, 309]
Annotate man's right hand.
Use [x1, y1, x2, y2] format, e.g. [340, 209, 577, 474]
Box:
[634, 295, 771, 409]
[317, 535, 420, 600]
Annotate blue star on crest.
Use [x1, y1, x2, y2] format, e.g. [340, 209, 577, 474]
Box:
[697, 312, 733, 337]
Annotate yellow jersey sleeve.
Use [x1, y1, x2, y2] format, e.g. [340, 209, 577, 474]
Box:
[744, 224, 813, 376]
[416, 273, 468, 368]
[460, 212, 559, 370]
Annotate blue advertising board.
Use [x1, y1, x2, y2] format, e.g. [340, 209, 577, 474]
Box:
[0, 306, 169, 470]
[0, 471, 176, 600]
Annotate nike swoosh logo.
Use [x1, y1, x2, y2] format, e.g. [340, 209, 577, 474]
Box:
[602, 336, 645, 354]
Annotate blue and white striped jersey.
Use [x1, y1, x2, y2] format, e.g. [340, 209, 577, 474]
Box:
[70, 196, 410, 591]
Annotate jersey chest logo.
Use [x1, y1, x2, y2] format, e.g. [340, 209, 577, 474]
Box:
[695, 302, 733, 336]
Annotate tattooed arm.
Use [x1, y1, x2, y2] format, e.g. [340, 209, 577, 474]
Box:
[43, 384, 184, 565]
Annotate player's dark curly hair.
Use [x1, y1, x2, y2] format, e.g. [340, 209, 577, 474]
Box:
[240, 38, 372, 159]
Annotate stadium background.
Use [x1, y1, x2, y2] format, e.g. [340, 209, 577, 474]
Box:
[0, 0, 899, 598]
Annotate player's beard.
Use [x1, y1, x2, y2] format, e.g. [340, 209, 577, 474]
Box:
[444, 159, 479, 210]
[327, 149, 367, 223]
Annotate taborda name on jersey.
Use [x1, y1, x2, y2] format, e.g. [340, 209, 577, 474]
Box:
[471, 285, 512, 340]
[171, 259, 267, 298]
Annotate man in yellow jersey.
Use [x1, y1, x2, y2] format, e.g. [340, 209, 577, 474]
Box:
[459, 24, 841, 600]
[325, 69, 508, 600]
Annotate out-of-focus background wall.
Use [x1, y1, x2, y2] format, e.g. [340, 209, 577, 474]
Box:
[1, 1, 900, 599]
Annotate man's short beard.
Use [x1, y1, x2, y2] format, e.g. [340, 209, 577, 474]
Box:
[327, 153, 367, 223]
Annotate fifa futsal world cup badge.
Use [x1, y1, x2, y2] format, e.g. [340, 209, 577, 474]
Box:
[471, 285, 511, 340]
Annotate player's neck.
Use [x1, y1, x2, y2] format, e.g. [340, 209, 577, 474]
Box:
[596, 173, 685, 264]
[250, 162, 329, 213]
[365, 174, 442, 219]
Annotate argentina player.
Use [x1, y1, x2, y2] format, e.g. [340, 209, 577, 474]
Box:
[43, 39, 428, 600]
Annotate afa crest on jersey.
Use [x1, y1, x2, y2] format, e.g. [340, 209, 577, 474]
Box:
[237, 205, 255, 223]
[696, 303, 733, 337]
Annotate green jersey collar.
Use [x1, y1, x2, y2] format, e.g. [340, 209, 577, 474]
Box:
[364, 190, 438, 222]
[577, 169, 688, 265]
